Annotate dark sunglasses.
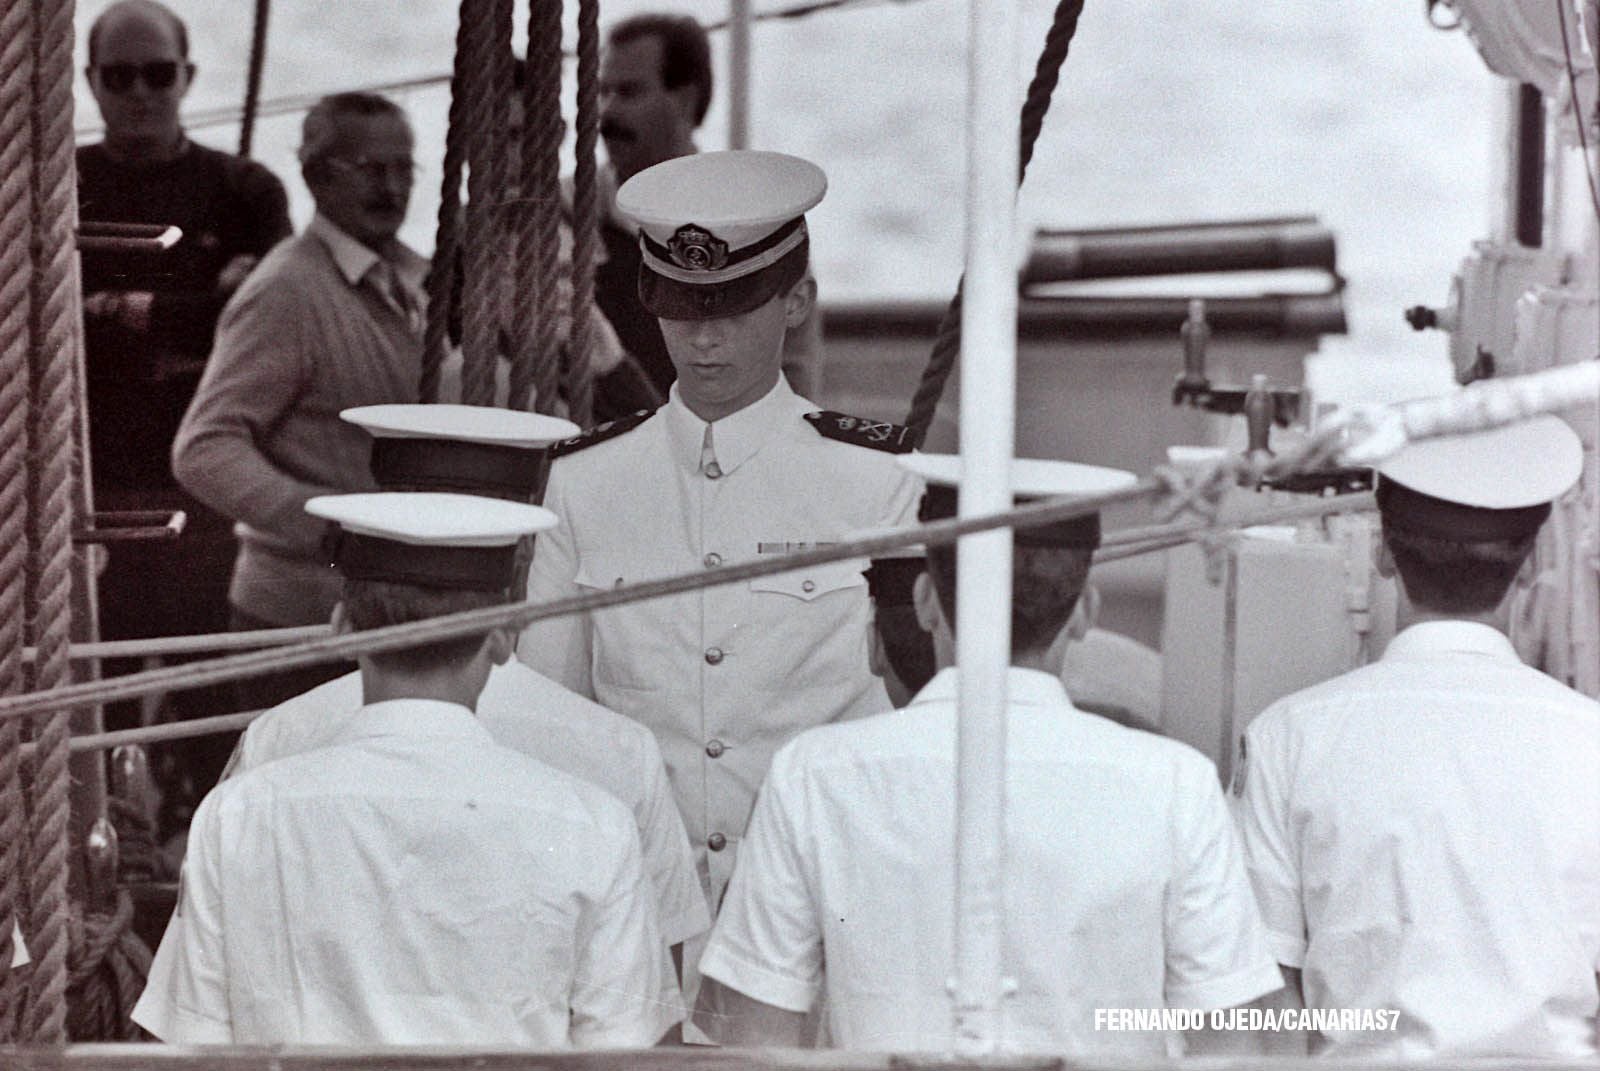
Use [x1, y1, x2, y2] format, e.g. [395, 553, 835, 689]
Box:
[95, 61, 185, 94]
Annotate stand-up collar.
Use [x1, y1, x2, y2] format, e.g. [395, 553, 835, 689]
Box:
[1382, 620, 1522, 664]
[662, 378, 805, 477]
[322, 698, 493, 749]
[908, 666, 1073, 711]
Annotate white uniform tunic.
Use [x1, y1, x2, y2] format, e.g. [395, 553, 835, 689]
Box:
[227, 661, 709, 947]
[1232, 621, 1600, 1057]
[133, 699, 681, 1047]
[701, 668, 1282, 1054]
[521, 379, 921, 897]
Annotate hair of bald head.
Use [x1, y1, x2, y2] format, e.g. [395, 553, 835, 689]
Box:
[341, 578, 504, 676]
[88, 0, 189, 67]
[298, 92, 409, 172]
[608, 13, 713, 124]
[924, 542, 1091, 657]
[1380, 522, 1537, 615]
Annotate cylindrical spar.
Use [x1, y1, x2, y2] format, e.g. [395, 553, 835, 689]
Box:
[950, 0, 1020, 1056]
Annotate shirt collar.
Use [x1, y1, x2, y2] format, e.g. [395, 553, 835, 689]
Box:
[308, 213, 427, 293]
[908, 666, 1073, 710]
[1381, 620, 1522, 664]
[321, 698, 494, 748]
[662, 377, 803, 476]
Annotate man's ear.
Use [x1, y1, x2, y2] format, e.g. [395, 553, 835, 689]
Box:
[866, 609, 888, 679]
[1373, 538, 1396, 579]
[783, 274, 817, 330]
[484, 627, 515, 667]
[1067, 582, 1100, 642]
[912, 571, 941, 635]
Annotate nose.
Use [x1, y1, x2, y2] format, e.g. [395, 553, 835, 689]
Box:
[689, 319, 723, 349]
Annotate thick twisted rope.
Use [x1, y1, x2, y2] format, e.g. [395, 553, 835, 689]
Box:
[25, 0, 83, 1044]
[236, 0, 271, 158]
[902, 0, 1087, 444]
[419, 1, 478, 403]
[563, 0, 601, 426]
[0, 0, 36, 1041]
[458, 0, 512, 407]
[507, 0, 554, 412]
[511, 0, 566, 415]
[66, 890, 151, 1041]
[0, 478, 1177, 723]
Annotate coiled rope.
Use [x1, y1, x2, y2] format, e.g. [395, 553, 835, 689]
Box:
[903, 0, 1087, 444]
[562, 0, 601, 427]
[0, 0, 35, 1042]
[66, 889, 151, 1041]
[25, 0, 85, 1044]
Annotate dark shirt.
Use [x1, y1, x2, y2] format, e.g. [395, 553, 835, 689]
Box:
[77, 137, 291, 489]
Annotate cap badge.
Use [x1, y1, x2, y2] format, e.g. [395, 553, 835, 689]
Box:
[668, 225, 729, 272]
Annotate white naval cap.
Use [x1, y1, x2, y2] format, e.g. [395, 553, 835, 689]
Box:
[342, 404, 580, 501]
[899, 453, 1138, 548]
[1375, 413, 1582, 540]
[307, 491, 557, 592]
[617, 149, 826, 320]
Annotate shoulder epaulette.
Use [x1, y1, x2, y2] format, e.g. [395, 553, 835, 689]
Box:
[550, 408, 655, 459]
[803, 411, 917, 454]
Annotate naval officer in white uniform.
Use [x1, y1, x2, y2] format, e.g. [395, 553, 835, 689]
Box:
[519, 151, 922, 904]
[225, 404, 710, 958]
[1231, 414, 1600, 1058]
[134, 491, 679, 1047]
[699, 455, 1283, 1054]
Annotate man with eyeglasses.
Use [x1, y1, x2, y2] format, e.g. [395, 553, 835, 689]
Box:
[78, 0, 291, 820]
[174, 92, 428, 717]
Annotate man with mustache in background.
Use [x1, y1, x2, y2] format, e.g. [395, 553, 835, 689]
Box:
[593, 14, 822, 399]
[174, 92, 427, 716]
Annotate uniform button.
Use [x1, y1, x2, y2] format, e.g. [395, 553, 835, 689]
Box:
[705, 461, 723, 480]
[707, 832, 727, 852]
[705, 739, 725, 758]
[703, 552, 722, 568]
[704, 647, 724, 665]
[801, 579, 816, 593]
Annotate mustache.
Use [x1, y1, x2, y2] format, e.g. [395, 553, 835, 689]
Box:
[600, 120, 635, 143]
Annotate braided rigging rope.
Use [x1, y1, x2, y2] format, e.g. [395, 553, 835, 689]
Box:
[418, 1, 477, 403]
[902, 0, 1087, 444]
[458, 0, 513, 407]
[564, 0, 601, 427]
[236, 0, 272, 158]
[24, 0, 85, 1044]
[524, 0, 567, 416]
[0, 0, 36, 1041]
[509, 0, 565, 414]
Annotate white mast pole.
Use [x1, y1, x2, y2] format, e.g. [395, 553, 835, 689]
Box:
[728, 0, 752, 149]
[950, 0, 1020, 1056]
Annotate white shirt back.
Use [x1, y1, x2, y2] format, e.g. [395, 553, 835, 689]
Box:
[702, 668, 1281, 1054]
[1233, 621, 1600, 1057]
[134, 699, 680, 1047]
[228, 662, 709, 947]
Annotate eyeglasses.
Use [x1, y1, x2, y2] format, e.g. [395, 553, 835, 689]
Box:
[325, 156, 420, 185]
[95, 61, 184, 94]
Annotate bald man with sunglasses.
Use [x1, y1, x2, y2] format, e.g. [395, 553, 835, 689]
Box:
[79, 0, 291, 822]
